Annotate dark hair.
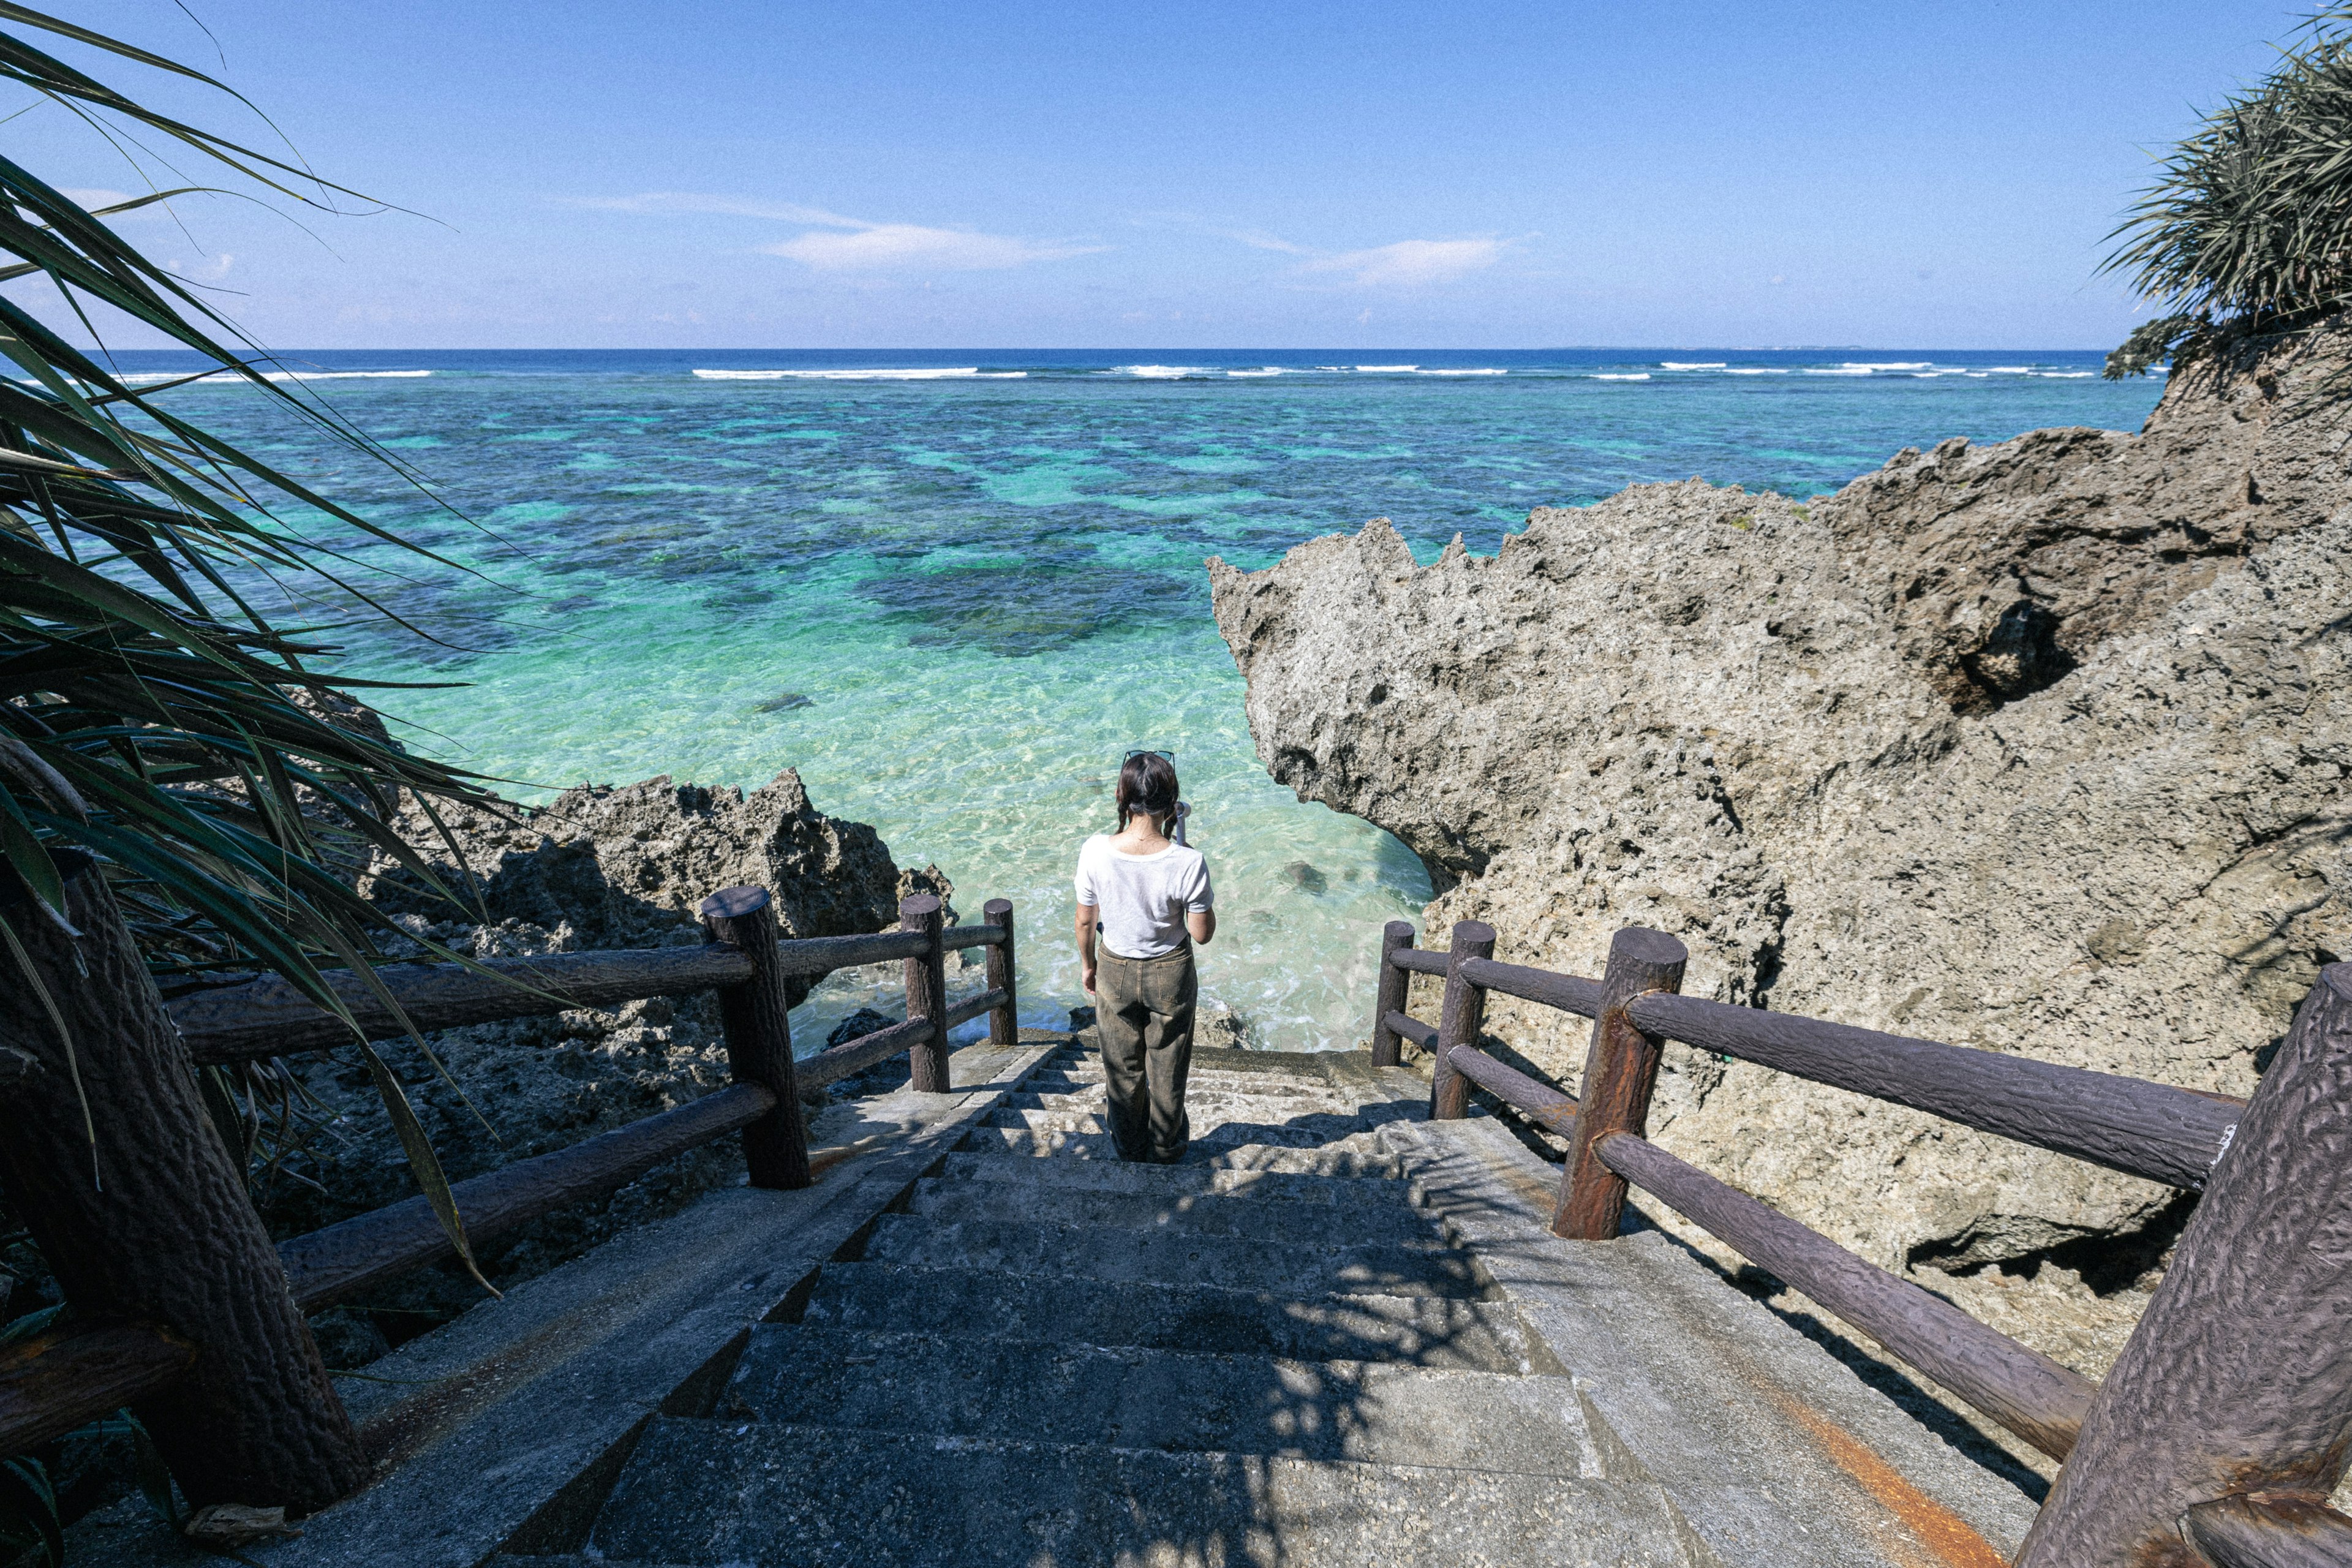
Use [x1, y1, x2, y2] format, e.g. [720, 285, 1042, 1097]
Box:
[1115, 752, 1179, 831]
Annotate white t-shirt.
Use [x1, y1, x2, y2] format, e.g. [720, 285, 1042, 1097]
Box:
[1075, 834, 1214, 960]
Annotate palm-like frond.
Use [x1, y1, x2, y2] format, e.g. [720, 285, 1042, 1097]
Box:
[2104, 12, 2352, 374]
[0, 14, 508, 1283]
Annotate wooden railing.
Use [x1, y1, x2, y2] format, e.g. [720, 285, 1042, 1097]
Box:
[0, 876, 1018, 1514]
[1374, 918, 2352, 1568]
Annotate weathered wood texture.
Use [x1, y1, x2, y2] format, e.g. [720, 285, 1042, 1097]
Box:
[1371, 921, 1415, 1067]
[1390, 948, 1449, 978]
[1627, 992, 2241, 1191]
[1458, 957, 1603, 1019]
[700, 887, 810, 1190]
[281, 1083, 775, 1310]
[2015, 963, 2352, 1567]
[794, 1015, 934, 1090]
[983, 899, 1019, 1048]
[942, 923, 1009, 951]
[172, 945, 758, 1064]
[1446, 1044, 1578, 1136]
[1384, 1010, 1438, 1054]
[900, 894, 952, 1093]
[1430, 922, 1498, 1121]
[942, 987, 1011, 1031]
[1555, 928, 1687, 1240]
[771, 927, 933, 974]
[2185, 1493, 2352, 1568]
[0, 1321, 194, 1454]
[0, 871, 366, 1510]
[1594, 1129, 2094, 1460]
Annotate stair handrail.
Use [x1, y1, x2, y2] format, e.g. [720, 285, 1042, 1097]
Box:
[0, 880, 1020, 1506]
[1373, 919, 2352, 1563]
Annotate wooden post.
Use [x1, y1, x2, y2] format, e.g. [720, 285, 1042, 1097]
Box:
[1553, 927, 1687, 1240]
[1429, 921, 1497, 1120]
[984, 898, 1019, 1049]
[698, 886, 810, 1190]
[900, 894, 951, 1091]
[2015, 962, 2352, 1568]
[0, 867, 365, 1512]
[1371, 920, 1414, 1068]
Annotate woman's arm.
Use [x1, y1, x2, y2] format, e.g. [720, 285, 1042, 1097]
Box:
[1187, 908, 1215, 946]
[1076, 903, 1099, 992]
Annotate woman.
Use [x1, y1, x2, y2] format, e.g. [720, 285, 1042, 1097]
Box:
[1075, 751, 1216, 1164]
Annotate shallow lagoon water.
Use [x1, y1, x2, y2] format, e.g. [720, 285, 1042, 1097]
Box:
[116, 349, 2163, 1049]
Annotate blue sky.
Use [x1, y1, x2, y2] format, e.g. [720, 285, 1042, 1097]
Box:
[9, 1, 2322, 349]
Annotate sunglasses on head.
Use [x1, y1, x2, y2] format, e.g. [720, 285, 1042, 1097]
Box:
[1123, 749, 1174, 764]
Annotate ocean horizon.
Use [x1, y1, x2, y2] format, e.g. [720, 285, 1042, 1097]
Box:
[124, 345, 2166, 1050]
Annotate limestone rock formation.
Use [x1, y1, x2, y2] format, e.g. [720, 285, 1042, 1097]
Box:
[1206, 333, 2352, 1419]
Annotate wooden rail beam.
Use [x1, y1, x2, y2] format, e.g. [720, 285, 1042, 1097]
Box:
[0, 1321, 195, 1455]
[1429, 922, 1497, 1121]
[1390, 948, 1449, 978]
[1371, 921, 1415, 1067]
[2015, 963, 2352, 1566]
[172, 946, 758, 1064]
[1555, 927, 1686, 1240]
[1446, 1044, 1578, 1136]
[794, 1016, 933, 1090]
[942, 922, 1009, 951]
[943, 987, 1011, 1032]
[1627, 991, 2241, 1191]
[2184, 1492, 2352, 1568]
[281, 1083, 776, 1310]
[701, 886, 811, 1190]
[1593, 1128, 2094, 1460]
[1458, 957, 1602, 1019]
[1384, 1010, 1438, 1054]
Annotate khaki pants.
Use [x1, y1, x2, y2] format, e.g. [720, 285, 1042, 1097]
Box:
[1095, 942, 1197, 1164]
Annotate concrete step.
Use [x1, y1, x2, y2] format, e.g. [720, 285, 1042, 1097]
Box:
[861, 1213, 1485, 1298]
[986, 1106, 1388, 1147]
[590, 1419, 1698, 1567]
[966, 1124, 1404, 1175]
[799, 1262, 1543, 1371]
[935, 1149, 1414, 1207]
[718, 1325, 1597, 1474]
[1014, 1085, 1362, 1115]
[1024, 1070, 1380, 1107]
[907, 1177, 1441, 1244]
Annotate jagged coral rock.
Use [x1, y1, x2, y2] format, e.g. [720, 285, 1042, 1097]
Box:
[1207, 334, 2352, 1349]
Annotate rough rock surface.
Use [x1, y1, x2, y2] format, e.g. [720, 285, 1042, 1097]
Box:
[1207, 331, 2352, 1464]
[266, 771, 945, 1358]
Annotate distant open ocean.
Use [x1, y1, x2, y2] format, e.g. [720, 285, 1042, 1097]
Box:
[107, 347, 2163, 1049]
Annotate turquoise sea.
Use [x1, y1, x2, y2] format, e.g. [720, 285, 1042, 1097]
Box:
[112, 348, 2164, 1050]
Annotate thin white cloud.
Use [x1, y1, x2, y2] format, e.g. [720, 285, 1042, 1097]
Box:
[576, 191, 1103, 272]
[1303, 238, 1502, 287]
[567, 192, 858, 226]
[767, 224, 1101, 271]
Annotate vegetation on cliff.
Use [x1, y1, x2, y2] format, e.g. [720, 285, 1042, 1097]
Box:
[2108, 9, 2352, 375]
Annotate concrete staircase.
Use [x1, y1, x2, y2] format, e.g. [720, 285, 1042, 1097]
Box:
[528, 1041, 1708, 1567]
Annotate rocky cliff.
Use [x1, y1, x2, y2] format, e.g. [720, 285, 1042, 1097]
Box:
[1207, 335, 2352, 1449]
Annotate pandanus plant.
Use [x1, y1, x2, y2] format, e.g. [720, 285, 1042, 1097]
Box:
[2106, 8, 2352, 375]
[0, 14, 509, 1544]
